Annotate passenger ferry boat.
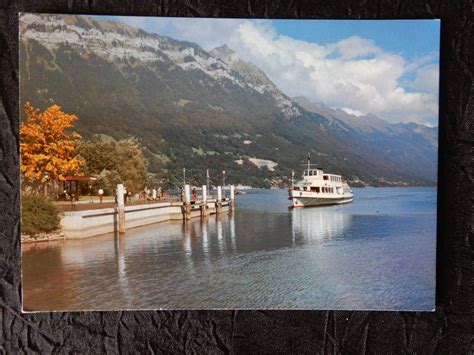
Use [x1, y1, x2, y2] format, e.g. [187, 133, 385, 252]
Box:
[289, 155, 353, 207]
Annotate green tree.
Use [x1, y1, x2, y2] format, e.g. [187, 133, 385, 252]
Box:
[78, 141, 117, 176]
[115, 139, 149, 193]
[78, 138, 149, 194]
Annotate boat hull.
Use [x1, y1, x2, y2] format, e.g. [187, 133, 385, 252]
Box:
[289, 189, 353, 208]
[291, 196, 353, 207]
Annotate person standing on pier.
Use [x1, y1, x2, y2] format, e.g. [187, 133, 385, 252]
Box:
[152, 188, 157, 201]
[70, 192, 76, 209]
[98, 188, 104, 204]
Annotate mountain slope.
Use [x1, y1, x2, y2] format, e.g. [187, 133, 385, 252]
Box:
[19, 14, 437, 187]
[292, 97, 438, 183]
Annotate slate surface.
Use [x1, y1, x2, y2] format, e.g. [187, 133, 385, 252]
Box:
[1, 0, 473, 353]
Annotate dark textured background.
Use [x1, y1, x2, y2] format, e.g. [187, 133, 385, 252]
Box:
[1, 0, 473, 353]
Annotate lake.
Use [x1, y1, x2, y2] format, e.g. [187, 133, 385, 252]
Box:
[22, 187, 436, 311]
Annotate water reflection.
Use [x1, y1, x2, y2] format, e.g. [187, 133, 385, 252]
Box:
[216, 216, 224, 254]
[22, 188, 436, 311]
[291, 206, 353, 244]
[114, 234, 132, 306]
[230, 214, 236, 251]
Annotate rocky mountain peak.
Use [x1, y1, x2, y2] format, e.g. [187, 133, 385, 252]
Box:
[209, 44, 238, 62]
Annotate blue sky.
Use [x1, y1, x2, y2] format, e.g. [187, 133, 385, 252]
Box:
[272, 20, 440, 61]
[93, 16, 440, 125]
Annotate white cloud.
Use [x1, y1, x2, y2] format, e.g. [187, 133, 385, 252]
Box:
[411, 64, 439, 95]
[331, 36, 381, 59]
[129, 18, 440, 126]
[231, 22, 438, 125]
[341, 107, 363, 116]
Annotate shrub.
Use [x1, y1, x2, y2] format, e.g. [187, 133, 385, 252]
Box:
[21, 194, 61, 236]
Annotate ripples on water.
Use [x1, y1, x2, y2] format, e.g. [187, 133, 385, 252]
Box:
[22, 187, 436, 311]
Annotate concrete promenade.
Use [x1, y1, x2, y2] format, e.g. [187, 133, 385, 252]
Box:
[61, 199, 231, 239]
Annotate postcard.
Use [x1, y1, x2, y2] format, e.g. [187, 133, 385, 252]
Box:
[19, 13, 439, 311]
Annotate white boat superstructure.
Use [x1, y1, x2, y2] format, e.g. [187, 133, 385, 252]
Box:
[289, 157, 353, 208]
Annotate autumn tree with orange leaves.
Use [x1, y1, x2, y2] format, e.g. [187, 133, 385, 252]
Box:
[20, 102, 84, 183]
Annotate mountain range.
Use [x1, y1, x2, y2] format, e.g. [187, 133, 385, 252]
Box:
[19, 14, 438, 187]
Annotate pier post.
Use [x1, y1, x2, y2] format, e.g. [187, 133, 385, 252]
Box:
[229, 185, 235, 212]
[216, 186, 223, 214]
[201, 185, 209, 218]
[117, 184, 125, 234]
[183, 184, 191, 220]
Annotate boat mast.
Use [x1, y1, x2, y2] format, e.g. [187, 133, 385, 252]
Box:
[307, 152, 310, 174]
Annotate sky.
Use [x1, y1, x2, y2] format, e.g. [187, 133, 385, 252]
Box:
[95, 16, 440, 126]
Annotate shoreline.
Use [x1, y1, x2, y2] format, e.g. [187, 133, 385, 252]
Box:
[22, 199, 232, 243]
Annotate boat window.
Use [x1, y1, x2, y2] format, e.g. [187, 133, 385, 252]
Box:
[303, 187, 307, 191]
[304, 171, 308, 176]
[323, 175, 328, 180]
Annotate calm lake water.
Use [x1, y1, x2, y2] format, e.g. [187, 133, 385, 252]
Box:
[22, 187, 436, 311]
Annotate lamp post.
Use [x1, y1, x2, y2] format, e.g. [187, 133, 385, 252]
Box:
[43, 171, 50, 197]
[206, 169, 210, 194]
[222, 170, 226, 197]
[183, 168, 186, 186]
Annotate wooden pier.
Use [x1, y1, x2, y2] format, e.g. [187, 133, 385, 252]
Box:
[60, 185, 236, 239]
